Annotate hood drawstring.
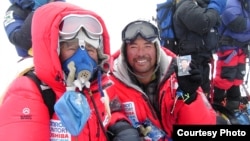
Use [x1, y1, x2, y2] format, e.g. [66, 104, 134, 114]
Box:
[97, 67, 104, 97]
[97, 66, 111, 121]
[89, 66, 111, 140]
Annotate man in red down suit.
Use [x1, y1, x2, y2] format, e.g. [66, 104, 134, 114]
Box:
[107, 20, 218, 140]
[0, 2, 140, 141]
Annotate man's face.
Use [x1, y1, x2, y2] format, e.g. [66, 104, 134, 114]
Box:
[126, 37, 157, 76]
[59, 38, 98, 63]
[181, 59, 189, 69]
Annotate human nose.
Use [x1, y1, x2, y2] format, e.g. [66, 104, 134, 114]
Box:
[136, 46, 146, 56]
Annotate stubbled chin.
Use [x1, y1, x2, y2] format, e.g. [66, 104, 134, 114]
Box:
[134, 64, 150, 72]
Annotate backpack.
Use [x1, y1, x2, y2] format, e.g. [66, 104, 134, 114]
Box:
[24, 70, 56, 118]
[156, 0, 177, 52]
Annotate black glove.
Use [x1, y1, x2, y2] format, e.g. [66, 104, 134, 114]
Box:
[176, 60, 202, 104]
[10, 12, 33, 50]
[108, 120, 140, 141]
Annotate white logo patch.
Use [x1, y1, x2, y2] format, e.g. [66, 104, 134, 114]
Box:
[4, 11, 15, 27]
[123, 102, 138, 127]
[50, 120, 71, 141]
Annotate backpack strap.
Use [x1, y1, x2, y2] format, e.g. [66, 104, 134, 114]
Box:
[24, 70, 56, 118]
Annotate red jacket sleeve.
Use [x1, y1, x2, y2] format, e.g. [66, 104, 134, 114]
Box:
[177, 91, 217, 124]
[0, 76, 50, 141]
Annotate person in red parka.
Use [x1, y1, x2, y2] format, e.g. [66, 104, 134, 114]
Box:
[107, 20, 217, 140]
[213, 0, 250, 115]
[0, 2, 140, 141]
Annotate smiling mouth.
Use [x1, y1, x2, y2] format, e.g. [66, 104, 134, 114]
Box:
[136, 59, 148, 65]
[137, 60, 147, 63]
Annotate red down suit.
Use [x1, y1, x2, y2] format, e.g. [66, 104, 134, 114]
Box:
[0, 2, 126, 141]
[107, 47, 217, 137]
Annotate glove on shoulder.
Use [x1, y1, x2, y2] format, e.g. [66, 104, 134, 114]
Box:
[176, 60, 202, 104]
[13, 12, 33, 50]
[207, 0, 227, 14]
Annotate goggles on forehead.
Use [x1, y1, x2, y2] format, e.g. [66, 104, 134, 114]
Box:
[122, 20, 159, 43]
[59, 14, 103, 40]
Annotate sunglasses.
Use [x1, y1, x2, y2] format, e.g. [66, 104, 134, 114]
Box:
[59, 14, 103, 40]
[122, 20, 159, 43]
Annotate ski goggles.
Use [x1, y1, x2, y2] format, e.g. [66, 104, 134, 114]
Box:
[122, 20, 159, 43]
[59, 14, 103, 40]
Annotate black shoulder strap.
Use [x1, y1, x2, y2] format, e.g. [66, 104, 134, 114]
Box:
[24, 71, 56, 118]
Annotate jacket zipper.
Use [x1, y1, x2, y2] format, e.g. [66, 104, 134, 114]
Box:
[142, 94, 158, 119]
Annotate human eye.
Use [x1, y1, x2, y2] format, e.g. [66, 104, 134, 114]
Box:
[128, 44, 137, 49]
[144, 44, 152, 49]
[85, 45, 96, 54]
[87, 49, 95, 54]
[145, 42, 154, 48]
[62, 38, 77, 48]
[67, 43, 78, 50]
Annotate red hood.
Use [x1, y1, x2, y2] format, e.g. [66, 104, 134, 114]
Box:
[32, 2, 110, 97]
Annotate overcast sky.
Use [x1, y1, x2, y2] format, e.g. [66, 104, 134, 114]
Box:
[0, 0, 165, 96]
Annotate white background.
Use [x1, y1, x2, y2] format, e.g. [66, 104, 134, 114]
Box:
[0, 0, 165, 97]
